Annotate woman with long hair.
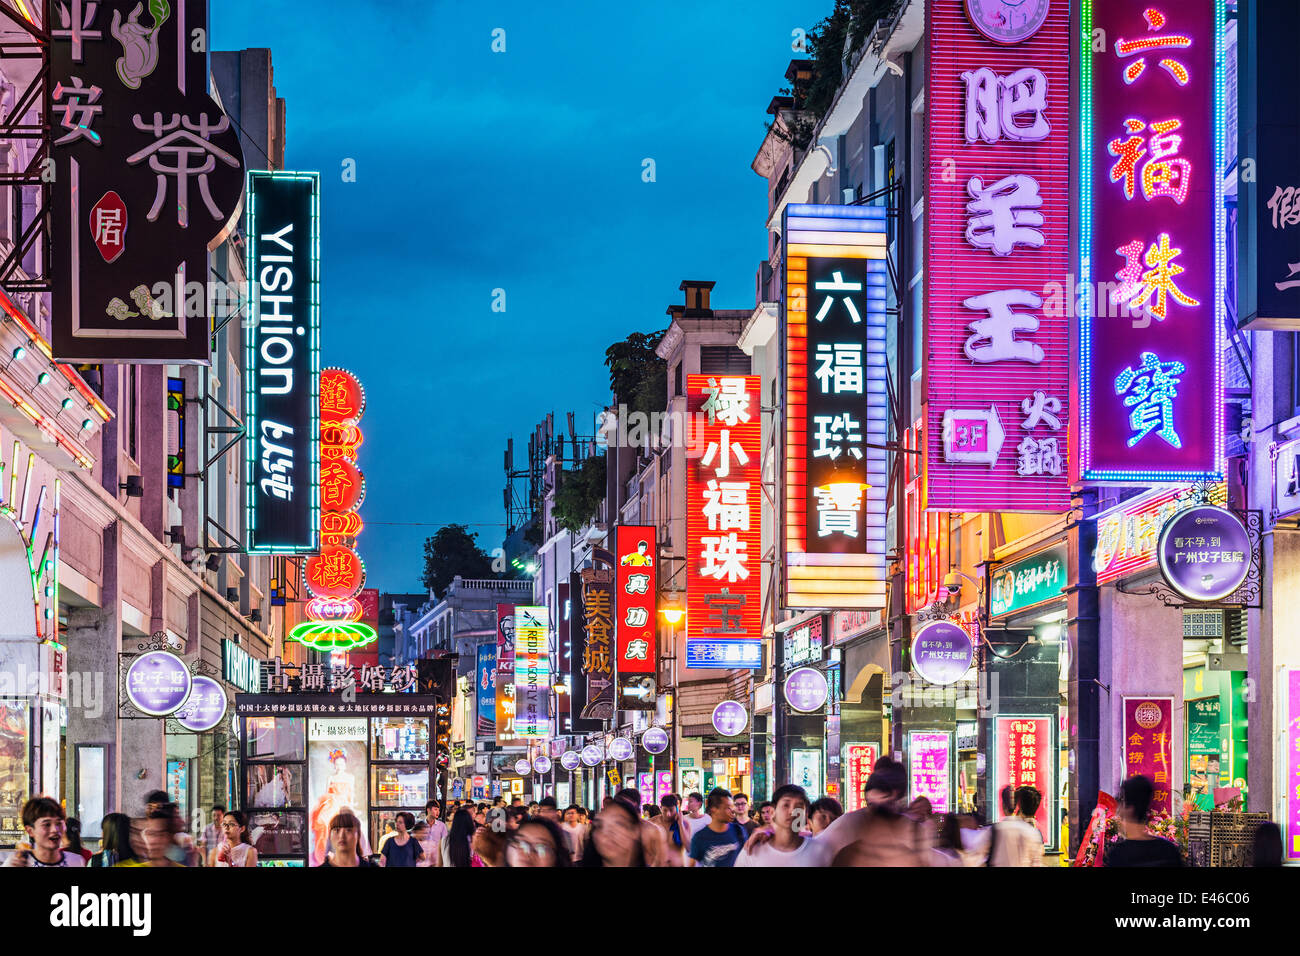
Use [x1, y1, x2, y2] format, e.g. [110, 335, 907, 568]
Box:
[62, 817, 93, 863]
[582, 798, 647, 867]
[319, 810, 373, 867]
[443, 807, 476, 868]
[88, 813, 137, 867]
[211, 810, 259, 867]
[309, 748, 357, 866]
[505, 818, 570, 868]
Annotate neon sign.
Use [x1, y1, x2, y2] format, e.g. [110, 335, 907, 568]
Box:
[1079, 1, 1224, 481]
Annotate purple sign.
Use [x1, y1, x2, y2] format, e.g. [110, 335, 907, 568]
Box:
[533, 754, 552, 774]
[1158, 505, 1251, 602]
[608, 737, 634, 761]
[711, 701, 748, 737]
[1287, 670, 1300, 862]
[910, 621, 974, 686]
[125, 651, 192, 717]
[908, 731, 952, 813]
[173, 676, 227, 732]
[560, 750, 582, 771]
[514, 758, 532, 775]
[783, 667, 829, 713]
[642, 726, 669, 755]
[580, 744, 604, 767]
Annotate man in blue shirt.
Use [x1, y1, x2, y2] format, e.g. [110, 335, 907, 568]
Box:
[688, 788, 746, 867]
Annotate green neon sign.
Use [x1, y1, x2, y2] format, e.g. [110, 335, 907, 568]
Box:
[989, 543, 1067, 619]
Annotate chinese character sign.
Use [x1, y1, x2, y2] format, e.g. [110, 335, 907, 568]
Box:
[51, 0, 247, 362]
[1082, 1, 1224, 480]
[908, 731, 952, 813]
[783, 205, 888, 609]
[580, 563, 617, 721]
[495, 604, 521, 745]
[1092, 483, 1227, 583]
[245, 172, 321, 554]
[686, 375, 761, 665]
[1123, 698, 1174, 817]
[475, 642, 496, 737]
[844, 743, 878, 814]
[994, 716, 1055, 849]
[924, 0, 1071, 512]
[513, 605, 550, 737]
[615, 525, 657, 675]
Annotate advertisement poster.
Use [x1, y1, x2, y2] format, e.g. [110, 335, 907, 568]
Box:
[790, 748, 823, 801]
[993, 716, 1054, 849]
[908, 731, 952, 813]
[476, 643, 497, 737]
[494, 604, 519, 744]
[306, 718, 368, 866]
[1122, 697, 1174, 817]
[844, 743, 878, 814]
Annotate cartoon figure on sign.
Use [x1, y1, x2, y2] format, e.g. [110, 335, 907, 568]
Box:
[111, 0, 169, 90]
[620, 540, 653, 567]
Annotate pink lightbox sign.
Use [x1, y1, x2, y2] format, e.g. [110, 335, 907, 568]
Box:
[923, 0, 1072, 512]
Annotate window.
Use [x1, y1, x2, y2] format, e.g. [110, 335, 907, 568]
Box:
[699, 346, 751, 376]
[127, 365, 139, 460]
[673, 362, 683, 397]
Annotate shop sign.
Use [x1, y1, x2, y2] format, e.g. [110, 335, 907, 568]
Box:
[1081, 0, 1225, 482]
[782, 205, 889, 610]
[222, 639, 260, 694]
[471, 775, 487, 800]
[783, 667, 828, 713]
[607, 737, 634, 761]
[783, 617, 824, 667]
[560, 750, 581, 771]
[1093, 483, 1226, 583]
[580, 560, 617, 721]
[1271, 438, 1300, 519]
[924, 0, 1072, 512]
[125, 651, 192, 716]
[174, 676, 227, 732]
[993, 715, 1055, 849]
[513, 605, 550, 736]
[580, 744, 603, 767]
[907, 731, 952, 813]
[686, 374, 762, 661]
[1122, 697, 1174, 817]
[989, 543, 1066, 618]
[844, 743, 878, 814]
[615, 525, 657, 674]
[514, 758, 532, 776]
[831, 610, 882, 644]
[1287, 670, 1300, 861]
[1187, 698, 1221, 755]
[532, 755, 552, 774]
[1157, 506, 1251, 603]
[475, 643, 496, 737]
[495, 605, 521, 745]
[51, 0, 247, 363]
[244, 172, 320, 554]
[685, 639, 762, 670]
[790, 748, 823, 802]
[235, 695, 438, 718]
[910, 621, 974, 686]
[711, 701, 748, 737]
[956, 723, 978, 751]
[642, 727, 669, 755]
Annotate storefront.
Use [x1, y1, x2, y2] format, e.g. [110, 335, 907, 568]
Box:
[234, 692, 436, 866]
[834, 611, 888, 811]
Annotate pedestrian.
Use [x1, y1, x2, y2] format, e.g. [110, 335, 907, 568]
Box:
[1104, 776, 1182, 867]
[211, 810, 259, 867]
[582, 796, 647, 867]
[118, 809, 185, 867]
[931, 813, 965, 867]
[907, 795, 937, 852]
[655, 793, 687, 864]
[506, 805, 528, 831]
[3, 797, 85, 867]
[88, 813, 138, 867]
[733, 792, 755, 834]
[989, 786, 1045, 867]
[537, 796, 560, 823]
[62, 817, 93, 863]
[688, 788, 747, 867]
[444, 807, 476, 867]
[678, 790, 708, 851]
[527, 801, 540, 818]
[318, 811, 373, 867]
[380, 811, 423, 867]
[734, 785, 832, 867]
[412, 821, 436, 866]
[560, 805, 587, 862]
[818, 757, 926, 866]
[473, 804, 488, 827]
[615, 788, 669, 866]
[1251, 821, 1283, 867]
[201, 804, 225, 858]
[505, 818, 570, 868]
[755, 801, 774, 829]
[424, 799, 448, 849]
[808, 797, 843, 835]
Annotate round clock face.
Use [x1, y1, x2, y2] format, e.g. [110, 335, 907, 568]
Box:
[964, 0, 1051, 44]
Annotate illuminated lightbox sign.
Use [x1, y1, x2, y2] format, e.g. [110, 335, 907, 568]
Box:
[783, 616, 824, 667]
[1080, 1, 1224, 482]
[615, 525, 657, 675]
[908, 731, 953, 813]
[1157, 506, 1251, 603]
[686, 375, 762, 663]
[993, 715, 1056, 850]
[685, 639, 762, 670]
[989, 543, 1067, 618]
[125, 651, 192, 717]
[642, 727, 669, 755]
[174, 676, 228, 733]
[245, 171, 321, 554]
[924, 0, 1072, 513]
[1093, 483, 1226, 584]
[513, 605, 550, 737]
[783, 204, 889, 608]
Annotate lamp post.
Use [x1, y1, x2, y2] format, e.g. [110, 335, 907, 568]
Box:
[660, 590, 684, 802]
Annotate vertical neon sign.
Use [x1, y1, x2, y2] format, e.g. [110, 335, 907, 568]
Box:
[1080, 1, 1224, 481]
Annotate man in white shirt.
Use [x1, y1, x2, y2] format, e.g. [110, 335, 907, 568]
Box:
[424, 801, 448, 848]
[3, 798, 85, 867]
[677, 792, 708, 852]
[735, 785, 832, 867]
[989, 786, 1045, 866]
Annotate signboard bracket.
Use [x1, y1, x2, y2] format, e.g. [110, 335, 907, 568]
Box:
[0, 1, 51, 293]
[185, 365, 247, 552]
[1113, 510, 1263, 609]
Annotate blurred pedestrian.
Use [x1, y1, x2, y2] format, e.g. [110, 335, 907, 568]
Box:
[472, 825, 506, 866]
[825, 757, 926, 866]
[735, 785, 831, 867]
[809, 797, 843, 835]
[88, 813, 138, 867]
[506, 818, 570, 868]
[211, 810, 258, 867]
[118, 808, 185, 867]
[688, 788, 746, 867]
[444, 808, 476, 867]
[1104, 776, 1182, 867]
[413, 821, 438, 866]
[582, 797, 647, 867]
[3, 797, 84, 867]
[989, 786, 1045, 867]
[1252, 821, 1283, 867]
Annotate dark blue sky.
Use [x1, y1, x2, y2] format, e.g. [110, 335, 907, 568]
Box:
[215, 1, 830, 593]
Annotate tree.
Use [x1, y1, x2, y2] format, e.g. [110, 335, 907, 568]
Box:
[553, 454, 606, 533]
[421, 524, 495, 596]
[605, 329, 667, 417]
[805, 1, 902, 122]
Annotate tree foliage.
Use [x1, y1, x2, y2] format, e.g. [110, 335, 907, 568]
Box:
[553, 453, 607, 533]
[421, 523, 495, 596]
[605, 329, 667, 417]
[805, 0, 901, 121]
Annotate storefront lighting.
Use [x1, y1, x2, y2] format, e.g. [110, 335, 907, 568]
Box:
[11, 346, 25, 360]
[36, 372, 49, 385]
[660, 606, 684, 625]
[61, 397, 74, 410]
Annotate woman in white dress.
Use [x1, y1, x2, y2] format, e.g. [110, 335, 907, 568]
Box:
[210, 810, 259, 867]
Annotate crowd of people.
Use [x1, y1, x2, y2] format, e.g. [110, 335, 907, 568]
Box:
[1, 767, 1285, 867]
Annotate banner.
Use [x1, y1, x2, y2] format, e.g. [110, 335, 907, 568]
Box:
[513, 605, 550, 737]
[475, 643, 496, 737]
[994, 715, 1055, 849]
[1122, 697, 1174, 817]
[567, 571, 603, 733]
[494, 604, 520, 744]
[579, 552, 616, 722]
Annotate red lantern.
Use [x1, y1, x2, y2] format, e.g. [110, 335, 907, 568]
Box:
[304, 545, 365, 600]
[320, 368, 365, 425]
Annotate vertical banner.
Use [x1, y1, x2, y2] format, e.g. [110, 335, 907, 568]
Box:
[615, 525, 657, 709]
[924, 0, 1072, 511]
[782, 205, 888, 608]
[567, 571, 603, 733]
[476, 643, 497, 738]
[579, 554, 616, 722]
[513, 605, 550, 737]
[844, 743, 878, 814]
[686, 375, 762, 666]
[494, 604, 520, 745]
[50, 0, 247, 362]
[907, 731, 952, 813]
[1081, 0, 1224, 481]
[994, 715, 1055, 849]
[1287, 670, 1300, 861]
[245, 171, 321, 554]
[1122, 697, 1174, 817]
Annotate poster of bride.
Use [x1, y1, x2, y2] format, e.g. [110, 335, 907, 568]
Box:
[306, 719, 371, 866]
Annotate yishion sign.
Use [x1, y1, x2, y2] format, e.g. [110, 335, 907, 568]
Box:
[245, 172, 321, 553]
[50, 0, 246, 362]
